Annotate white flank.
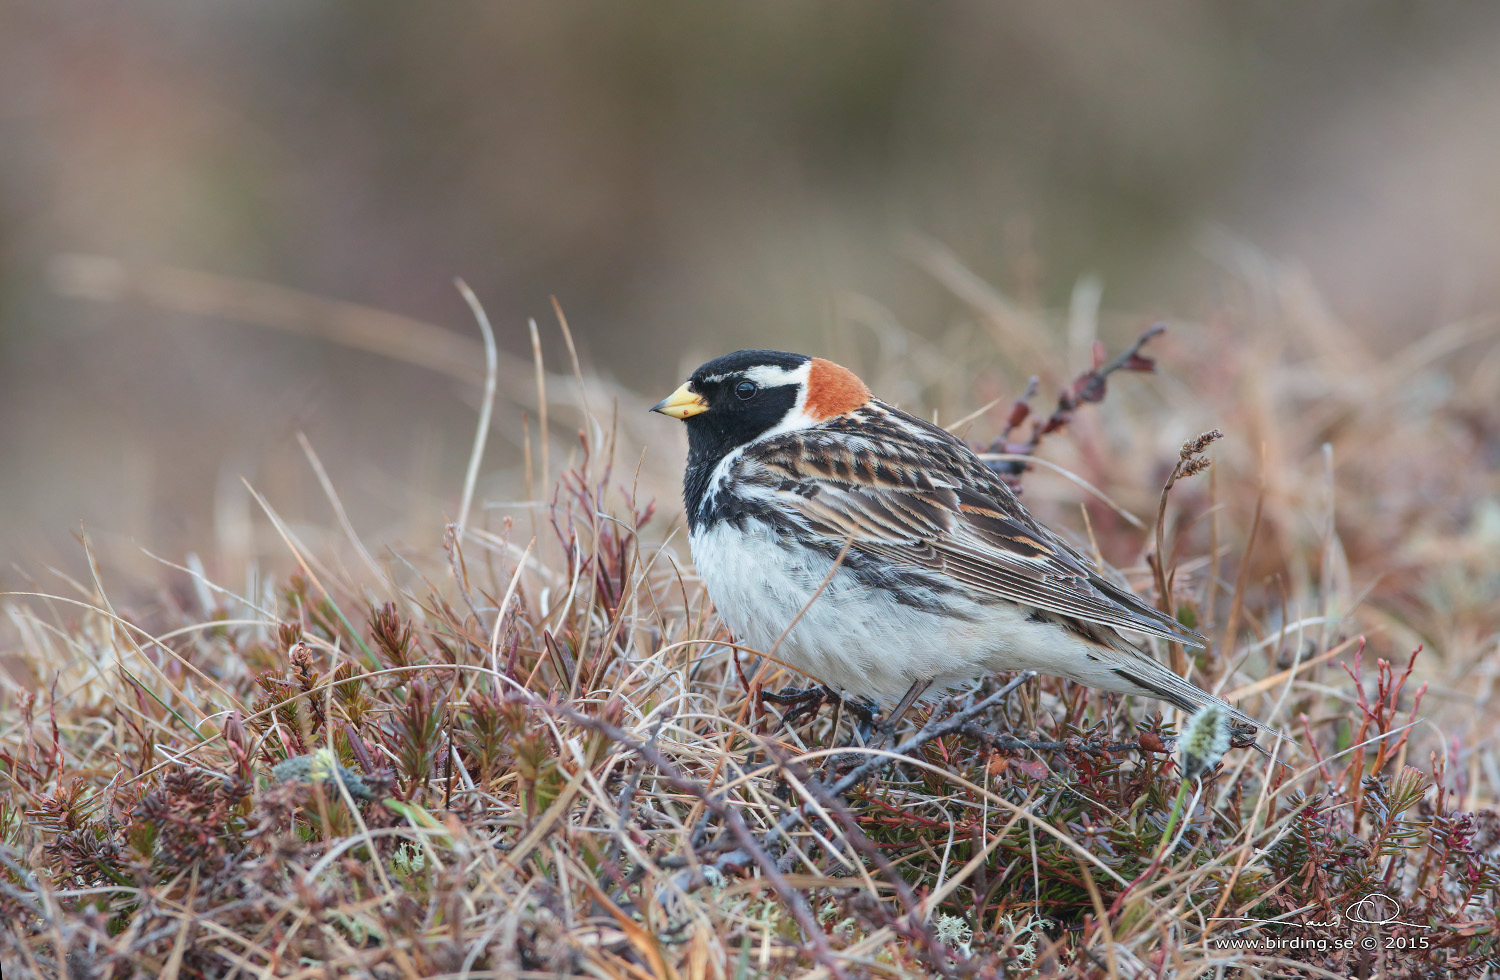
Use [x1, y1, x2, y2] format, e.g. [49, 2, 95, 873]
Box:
[690, 519, 1175, 707]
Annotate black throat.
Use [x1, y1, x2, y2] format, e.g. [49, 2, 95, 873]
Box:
[680, 384, 798, 530]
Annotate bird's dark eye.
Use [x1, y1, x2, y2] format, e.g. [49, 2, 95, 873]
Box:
[734, 380, 758, 400]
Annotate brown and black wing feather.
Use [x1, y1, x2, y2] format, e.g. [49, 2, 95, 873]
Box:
[741, 402, 1206, 648]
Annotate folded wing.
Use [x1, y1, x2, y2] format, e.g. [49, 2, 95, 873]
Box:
[748, 422, 1206, 648]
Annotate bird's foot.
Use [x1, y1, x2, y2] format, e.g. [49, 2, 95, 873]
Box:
[760, 685, 881, 745]
[760, 684, 836, 731]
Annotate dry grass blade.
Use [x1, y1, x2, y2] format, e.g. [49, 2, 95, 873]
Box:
[455, 279, 501, 537]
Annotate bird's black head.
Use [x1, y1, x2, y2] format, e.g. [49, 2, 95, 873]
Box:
[652, 349, 875, 525]
[651, 349, 812, 467]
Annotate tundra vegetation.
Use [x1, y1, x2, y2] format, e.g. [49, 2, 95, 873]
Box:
[3, 265, 1497, 978]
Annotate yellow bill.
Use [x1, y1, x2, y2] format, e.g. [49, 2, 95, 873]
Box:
[650, 382, 709, 420]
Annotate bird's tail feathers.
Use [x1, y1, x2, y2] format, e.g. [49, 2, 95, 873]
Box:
[1109, 657, 1293, 745]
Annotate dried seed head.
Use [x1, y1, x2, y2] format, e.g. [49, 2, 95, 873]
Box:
[1180, 429, 1224, 460]
[288, 642, 318, 688]
[1178, 456, 1212, 478]
[1178, 703, 1232, 782]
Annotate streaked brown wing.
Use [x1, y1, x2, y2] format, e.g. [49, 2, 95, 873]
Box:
[750, 429, 1205, 647]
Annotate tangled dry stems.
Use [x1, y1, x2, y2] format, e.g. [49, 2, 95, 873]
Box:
[3, 259, 1499, 978]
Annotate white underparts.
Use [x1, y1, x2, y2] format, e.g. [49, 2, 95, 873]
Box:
[690, 519, 1184, 708]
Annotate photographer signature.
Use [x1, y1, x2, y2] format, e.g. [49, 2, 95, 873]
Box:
[1212, 894, 1430, 930]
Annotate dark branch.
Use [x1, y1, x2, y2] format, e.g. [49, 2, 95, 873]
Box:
[982, 323, 1167, 486]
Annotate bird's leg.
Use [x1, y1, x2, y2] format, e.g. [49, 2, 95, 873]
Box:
[870, 680, 932, 748]
[886, 680, 931, 729]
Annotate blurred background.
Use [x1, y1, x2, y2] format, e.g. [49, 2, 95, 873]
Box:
[4, 2, 1500, 581]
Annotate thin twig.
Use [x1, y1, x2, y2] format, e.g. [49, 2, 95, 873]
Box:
[1152, 430, 1222, 678]
[982, 323, 1166, 484]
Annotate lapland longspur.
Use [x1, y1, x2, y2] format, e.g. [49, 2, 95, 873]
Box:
[652, 349, 1278, 739]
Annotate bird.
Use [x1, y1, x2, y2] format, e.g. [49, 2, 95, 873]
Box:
[650, 348, 1279, 742]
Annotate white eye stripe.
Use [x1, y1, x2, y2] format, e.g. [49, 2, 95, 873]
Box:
[696, 363, 810, 389]
[743, 363, 810, 387]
